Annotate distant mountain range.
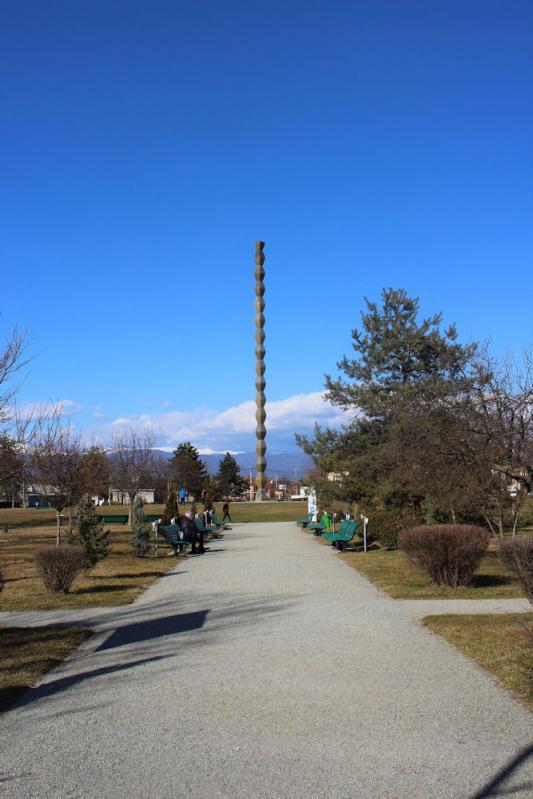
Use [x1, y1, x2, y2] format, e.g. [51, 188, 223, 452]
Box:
[153, 450, 313, 480]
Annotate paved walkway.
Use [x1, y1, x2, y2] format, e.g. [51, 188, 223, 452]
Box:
[1, 522, 531, 798]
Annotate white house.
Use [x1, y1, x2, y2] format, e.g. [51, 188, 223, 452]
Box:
[109, 488, 155, 504]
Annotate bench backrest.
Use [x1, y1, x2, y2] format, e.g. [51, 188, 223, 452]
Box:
[342, 520, 357, 537]
[158, 523, 182, 543]
[338, 519, 357, 536]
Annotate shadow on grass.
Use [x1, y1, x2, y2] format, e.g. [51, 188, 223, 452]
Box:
[71, 585, 129, 596]
[100, 571, 170, 580]
[472, 574, 514, 588]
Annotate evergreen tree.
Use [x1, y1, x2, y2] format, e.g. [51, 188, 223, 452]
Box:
[170, 442, 207, 499]
[69, 493, 110, 569]
[325, 287, 475, 415]
[162, 479, 179, 524]
[129, 495, 150, 556]
[215, 452, 247, 498]
[298, 288, 477, 514]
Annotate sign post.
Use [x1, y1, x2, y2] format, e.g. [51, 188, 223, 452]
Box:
[308, 489, 317, 522]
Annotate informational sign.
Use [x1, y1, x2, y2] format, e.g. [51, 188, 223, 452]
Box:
[308, 489, 318, 522]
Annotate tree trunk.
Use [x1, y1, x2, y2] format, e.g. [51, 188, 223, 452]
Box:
[68, 506, 73, 535]
[11, 492, 15, 509]
[483, 514, 497, 538]
[450, 507, 457, 524]
[56, 511, 61, 546]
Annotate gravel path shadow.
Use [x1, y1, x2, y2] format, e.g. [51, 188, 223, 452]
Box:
[0, 522, 531, 798]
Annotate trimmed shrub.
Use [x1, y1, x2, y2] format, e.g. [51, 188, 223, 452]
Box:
[399, 524, 490, 587]
[129, 496, 150, 556]
[34, 546, 86, 593]
[499, 538, 533, 605]
[162, 481, 179, 525]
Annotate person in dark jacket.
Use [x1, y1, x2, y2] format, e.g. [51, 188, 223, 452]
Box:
[222, 501, 232, 523]
[181, 510, 205, 555]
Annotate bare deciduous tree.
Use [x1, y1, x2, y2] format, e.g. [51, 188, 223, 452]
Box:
[32, 411, 84, 544]
[0, 323, 30, 425]
[390, 348, 533, 537]
[110, 428, 154, 524]
[0, 322, 34, 499]
[467, 349, 533, 537]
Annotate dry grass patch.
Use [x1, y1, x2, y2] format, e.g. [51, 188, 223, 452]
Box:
[0, 503, 306, 612]
[0, 518, 178, 612]
[339, 549, 524, 599]
[0, 625, 92, 713]
[422, 613, 533, 710]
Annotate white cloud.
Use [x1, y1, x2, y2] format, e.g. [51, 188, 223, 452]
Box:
[104, 391, 351, 450]
[11, 398, 84, 420]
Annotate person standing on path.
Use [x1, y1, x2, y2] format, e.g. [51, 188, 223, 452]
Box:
[179, 487, 186, 505]
[222, 501, 232, 523]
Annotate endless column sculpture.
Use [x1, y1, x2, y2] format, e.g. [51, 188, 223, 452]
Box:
[254, 241, 267, 501]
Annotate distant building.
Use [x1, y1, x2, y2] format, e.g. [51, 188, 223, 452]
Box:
[110, 488, 155, 504]
[289, 483, 310, 500]
[24, 484, 60, 508]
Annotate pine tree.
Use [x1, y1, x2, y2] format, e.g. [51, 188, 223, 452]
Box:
[298, 287, 477, 513]
[325, 287, 475, 415]
[215, 452, 247, 498]
[170, 442, 207, 499]
[162, 480, 179, 524]
[129, 495, 150, 556]
[69, 493, 110, 569]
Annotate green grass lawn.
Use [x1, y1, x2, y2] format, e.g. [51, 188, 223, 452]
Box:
[0, 501, 308, 529]
[0, 625, 93, 713]
[423, 614, 533, 709]
[104, 501, 307, 524]
[338, 548, 525, 600]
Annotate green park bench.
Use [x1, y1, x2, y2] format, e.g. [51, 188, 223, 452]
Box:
[322, 519, 359, 551]
[297, 513, 313, 527]
[98, 513, 129, 524]
[195, 517, 216, 535]
[211, 513, 227, 529]
[146, 514, 162, 523]
[309, 513, 332, 535]
[157, 523, 185, 555]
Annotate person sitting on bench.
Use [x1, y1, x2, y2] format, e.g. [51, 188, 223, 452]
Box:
[181, 510, 205, 555]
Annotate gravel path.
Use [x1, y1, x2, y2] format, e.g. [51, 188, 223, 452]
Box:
[1, 522, 531, 798]
[397, 597, 531, 619]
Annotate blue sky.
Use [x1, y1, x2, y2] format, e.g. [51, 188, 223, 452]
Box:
[2, 1, 532, 452]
